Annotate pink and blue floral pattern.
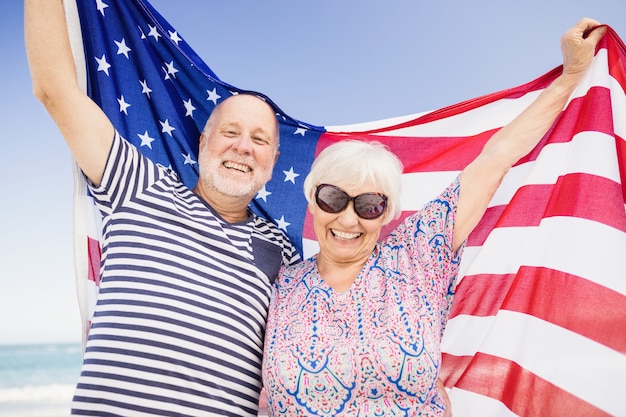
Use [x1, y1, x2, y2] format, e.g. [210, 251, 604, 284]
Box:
[263, 177, 463, 416]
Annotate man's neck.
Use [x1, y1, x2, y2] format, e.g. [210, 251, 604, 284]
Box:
[192, 185, 251, 223]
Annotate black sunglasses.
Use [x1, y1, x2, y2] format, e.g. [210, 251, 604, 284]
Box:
[315, 184, 388, 220]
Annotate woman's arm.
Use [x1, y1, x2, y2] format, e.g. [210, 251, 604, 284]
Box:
[453, 18, 606, 251]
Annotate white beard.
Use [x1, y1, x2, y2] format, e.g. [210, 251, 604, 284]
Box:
[199, 153, 273, 199]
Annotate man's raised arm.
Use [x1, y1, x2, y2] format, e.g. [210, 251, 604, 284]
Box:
[25, 0, 115, 186]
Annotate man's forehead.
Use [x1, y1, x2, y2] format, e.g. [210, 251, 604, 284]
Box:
[220, 94, 273, 112]
[219, 97, 278, 126]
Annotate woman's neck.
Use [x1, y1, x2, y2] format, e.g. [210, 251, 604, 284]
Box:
[316, 256, 367, 293]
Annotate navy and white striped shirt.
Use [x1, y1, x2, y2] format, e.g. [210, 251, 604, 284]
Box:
[71, 132, 300, 416]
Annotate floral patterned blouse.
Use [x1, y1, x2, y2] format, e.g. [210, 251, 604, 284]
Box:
[263, 176, 464, 416]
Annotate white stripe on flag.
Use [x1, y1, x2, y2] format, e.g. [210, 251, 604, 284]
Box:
[383, 127, 619, 213]
[444, 311, 626, 416]
[447, 387, 520, 417]
[613, 76, 626, 137]
[460, 218, 626, 295]
[386, 92, 542, 137]
[400, 171, 461, 210]
[572, 49, 612, 102]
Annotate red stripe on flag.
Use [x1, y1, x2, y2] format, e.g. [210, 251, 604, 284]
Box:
[546, 173, 626, 232]
[550, 87, 613, 141]
[616, 134, 626, 206]
[87, 237, 101, 286]
[449, 273, 515, 318]
[319, 131, 492, 172]
[468, 173, 626, 246]
[305, 172, 625, 244]
[505, 266, 626, 354]
[441, 352, 613, 417]
[605, 27, 626, 93]
[515, 86, 613, 166]
[453, 266, 626, 354]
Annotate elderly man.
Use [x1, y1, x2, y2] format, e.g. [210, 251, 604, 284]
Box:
[25, 0, 299, 415]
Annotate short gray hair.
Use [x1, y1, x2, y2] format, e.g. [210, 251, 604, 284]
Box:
[202, 93, 281, 149]
[303, 140, 403, 224]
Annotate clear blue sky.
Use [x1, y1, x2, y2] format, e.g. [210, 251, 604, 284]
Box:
[1, 0, 624, 346]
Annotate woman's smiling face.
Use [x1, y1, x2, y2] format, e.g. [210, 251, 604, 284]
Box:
[311, 181, 386, 268]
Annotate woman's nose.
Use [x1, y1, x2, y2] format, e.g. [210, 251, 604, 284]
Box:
[337, 202, 360, 226]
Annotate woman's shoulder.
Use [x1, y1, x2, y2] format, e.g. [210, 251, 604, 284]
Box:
[277, 256, 317, 285]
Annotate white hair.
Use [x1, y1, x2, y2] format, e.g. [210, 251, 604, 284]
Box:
[303, 140, 403, 224]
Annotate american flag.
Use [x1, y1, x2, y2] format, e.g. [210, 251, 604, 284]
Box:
[64, 0, 626, 415]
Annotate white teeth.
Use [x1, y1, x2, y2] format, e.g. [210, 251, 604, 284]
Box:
[223, 161, 251, 173]
[332, 229, 361, 240]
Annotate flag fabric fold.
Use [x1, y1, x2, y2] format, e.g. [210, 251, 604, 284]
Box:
[65, 0, 626, 415]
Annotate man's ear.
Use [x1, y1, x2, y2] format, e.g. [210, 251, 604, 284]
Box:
[273, 150, 280, 167]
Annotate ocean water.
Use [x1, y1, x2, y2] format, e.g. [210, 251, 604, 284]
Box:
[0, 343, 273, 416]
[0, 342, 82, 417]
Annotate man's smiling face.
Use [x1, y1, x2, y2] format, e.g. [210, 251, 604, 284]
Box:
[197, 94, 280, 200]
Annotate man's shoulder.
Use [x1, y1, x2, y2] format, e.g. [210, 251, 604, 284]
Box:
[253, 214, 291, 242]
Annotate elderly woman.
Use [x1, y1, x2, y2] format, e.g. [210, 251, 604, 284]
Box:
[262, 18, 604, 416]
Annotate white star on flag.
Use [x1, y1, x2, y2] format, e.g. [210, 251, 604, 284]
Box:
[139, 80, 152, 98]
[95, 0, 108, 16]
[115, 39, 131, 58]
[183, 153, 197, 165]
[256, 186, 272, 203]
[117, 96, 131, 115]
[147, 25, 161, 41]
[164, 61, 179, 80]
[183, 99, 196, 117]
[283, 167, 300, 184]
[274, 215, 291, 232]
[137, 131, 155, 149]
[206, 88, 221, 105]
[160, 119, 176, 136]
[95, 55, 111, 75]
[169, 31, 182, 45]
